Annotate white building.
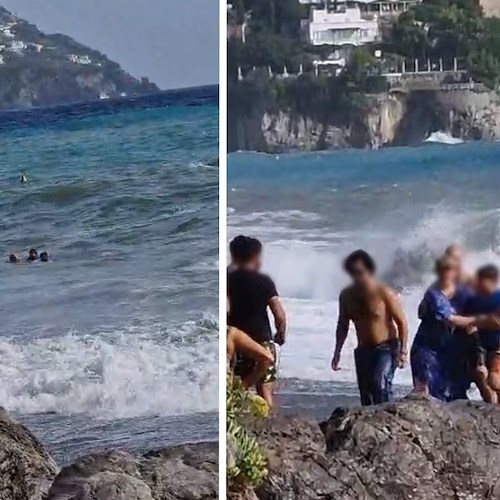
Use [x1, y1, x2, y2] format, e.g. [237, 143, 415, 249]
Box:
[9, 40, 27, 53]
[68, 54, 92, 65]
[305, 6, 380, 46]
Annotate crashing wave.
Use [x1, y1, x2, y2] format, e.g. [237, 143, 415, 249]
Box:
[425, 131, 463, 145]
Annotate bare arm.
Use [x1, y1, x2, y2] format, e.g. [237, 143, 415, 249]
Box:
[332, 291, 350, 371]
[385, 288, 409, 365]
[269, 296, 287, 345]
[447, 314, 477, 328]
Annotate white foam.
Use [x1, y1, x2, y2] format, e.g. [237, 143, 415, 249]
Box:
[0, 316, 218, 419]
[425, 131, 463, 145]
[230, 206, 500, 389]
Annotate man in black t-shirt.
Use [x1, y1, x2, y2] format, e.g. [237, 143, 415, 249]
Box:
[227, 236, 287, 407]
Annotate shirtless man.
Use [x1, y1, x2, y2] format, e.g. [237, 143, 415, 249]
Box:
[331, 250, 409, 406]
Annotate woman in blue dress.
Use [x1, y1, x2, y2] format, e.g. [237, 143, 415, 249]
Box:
[411, 256, 475, 400]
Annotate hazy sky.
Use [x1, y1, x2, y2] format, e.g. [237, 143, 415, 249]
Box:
[1, 0, 219, 89]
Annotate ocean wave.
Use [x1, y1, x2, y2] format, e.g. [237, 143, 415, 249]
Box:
[0, 316, 218, 419]
[234, 206, 500, 386]
[425, 131, 464, 145]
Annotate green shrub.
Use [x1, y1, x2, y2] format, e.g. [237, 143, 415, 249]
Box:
[226, 376, 268, 491]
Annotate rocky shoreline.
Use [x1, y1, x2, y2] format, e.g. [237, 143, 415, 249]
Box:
[0, 408, 218, 500]
[228, 89, 500, 153]
[239, 395, 500, 499]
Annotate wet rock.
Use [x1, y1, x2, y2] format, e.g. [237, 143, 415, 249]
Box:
[0, 407, 58, 500]
[252, 395, 500, 499]
[48, 442, 218, 500]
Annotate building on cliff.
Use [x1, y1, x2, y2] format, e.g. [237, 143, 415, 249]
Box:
[302, 0, 420, 46]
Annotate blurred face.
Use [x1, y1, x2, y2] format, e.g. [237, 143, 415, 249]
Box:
[476, 276, 498, 295]
[446, 246, 465, 271]
[437, 260, 458, 287]
[246, 252, 262, 272]
[347, 261, 373, 287]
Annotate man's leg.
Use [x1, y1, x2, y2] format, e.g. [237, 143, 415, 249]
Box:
[371, 343, 394, 404]
[471, 343, 497, 403]
[229, 328, 274, 388]
[256, 347, 277, 408]
[256, 382, 274, 408]
[487, 351, 500, 403]
[354, 347, 373, 406]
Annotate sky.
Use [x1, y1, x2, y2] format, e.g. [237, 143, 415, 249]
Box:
[1, 0, 219, 89]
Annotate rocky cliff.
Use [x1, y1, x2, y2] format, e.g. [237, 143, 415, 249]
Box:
[0, 5, 158, 110]
[0, 407, 217, 500]
[238, 395, 500, 500]
[228, 89, 500, 152]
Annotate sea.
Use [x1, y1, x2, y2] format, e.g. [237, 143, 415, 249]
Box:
[228, 133, 500, 420]
[0, 86, 219, 464]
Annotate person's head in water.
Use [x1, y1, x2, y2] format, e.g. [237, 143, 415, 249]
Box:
[232, 237, 263, 271]
[435, 255, 458, 288]
[475, 264, 499, 295]
[9, 254, 19, 263]
[40, 252, 48, 263]
[27, 248, 38, 261]
[343, 250, 377, 288]
[229, 235, 250, 266]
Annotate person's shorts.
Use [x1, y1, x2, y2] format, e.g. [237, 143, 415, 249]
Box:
[234, 341, 277, 384]
[472, 331, 500, 367]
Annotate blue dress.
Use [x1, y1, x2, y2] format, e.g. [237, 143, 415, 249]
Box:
[411, 284, 471, 400]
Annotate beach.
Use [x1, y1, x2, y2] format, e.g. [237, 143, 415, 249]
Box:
[228, 138, 500, 404]
[0, 87, 219, 464]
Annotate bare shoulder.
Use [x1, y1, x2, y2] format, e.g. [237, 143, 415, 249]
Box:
[380, 284, 400, 303]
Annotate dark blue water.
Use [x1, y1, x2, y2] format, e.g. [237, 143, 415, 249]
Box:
[0, 87, 219, 463]
[228, 141, 500, 399]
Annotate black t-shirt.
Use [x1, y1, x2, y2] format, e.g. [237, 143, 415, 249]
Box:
[227, 269, 278, 344]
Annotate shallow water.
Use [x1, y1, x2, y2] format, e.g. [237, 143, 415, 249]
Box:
[228, 141, 500, 392]
[0, 87, 219, 463]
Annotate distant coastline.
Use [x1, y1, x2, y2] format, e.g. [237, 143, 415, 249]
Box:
[0, 84, 219, 131]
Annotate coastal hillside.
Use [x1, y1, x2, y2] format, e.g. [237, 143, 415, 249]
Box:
[228, 0, 500, 152]
[0, 5, 158, 109]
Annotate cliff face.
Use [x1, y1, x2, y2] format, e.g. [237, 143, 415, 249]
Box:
[0, 6, 159, 109]
[228, 89, 500, 152]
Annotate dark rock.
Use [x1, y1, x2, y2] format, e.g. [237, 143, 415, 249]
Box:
[48, 442, 218, 500]
[0, 407, 58, 500]
[252, 395, 500, 499]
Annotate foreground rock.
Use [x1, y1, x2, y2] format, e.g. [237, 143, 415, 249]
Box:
[47, 443, 218, 500]
[251, 396, 500, 499]
[0, 407, 57, 500]
[0, 408, 217, 500]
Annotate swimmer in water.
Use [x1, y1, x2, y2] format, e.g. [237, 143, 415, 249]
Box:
[27, 248, 38, 262]
[332, 250, 409, 406]
[9, 254, 19, 263]
[19, 172, 28, 184]
[40, 252, 49, 262]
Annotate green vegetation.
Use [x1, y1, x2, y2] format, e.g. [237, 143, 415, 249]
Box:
[228, 0, 500, 120]
[227, 376, 268, 492]
[388, 0, 500, 88]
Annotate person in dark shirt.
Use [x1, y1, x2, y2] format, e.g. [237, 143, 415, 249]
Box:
[227, 236, 286, 407]
[463, 264, 500, 403]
